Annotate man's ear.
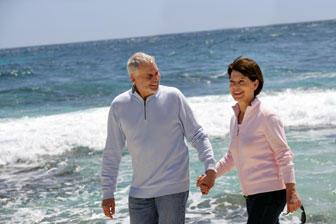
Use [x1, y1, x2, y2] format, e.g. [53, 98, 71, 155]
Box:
[130, 74, 136, 83]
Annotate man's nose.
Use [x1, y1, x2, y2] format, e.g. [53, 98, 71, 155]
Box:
[153, 73, 160, 81]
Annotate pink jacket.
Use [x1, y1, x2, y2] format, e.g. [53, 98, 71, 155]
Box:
[216, 98, 295, 196]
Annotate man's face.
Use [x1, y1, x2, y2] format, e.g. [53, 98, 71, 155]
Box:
[130, 62, 160, 99]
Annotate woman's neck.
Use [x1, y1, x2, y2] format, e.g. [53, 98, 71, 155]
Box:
[237, 97, 255, 124]
[238, 102, 249, 114]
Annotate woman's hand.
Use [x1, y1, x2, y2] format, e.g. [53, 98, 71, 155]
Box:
[196, 170, 216, 195]
[285, 183, 302, 213]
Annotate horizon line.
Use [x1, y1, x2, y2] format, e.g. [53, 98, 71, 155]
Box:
[1, 18, 335, 51]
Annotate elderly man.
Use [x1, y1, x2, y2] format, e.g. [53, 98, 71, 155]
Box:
[101, 52, 216, 224]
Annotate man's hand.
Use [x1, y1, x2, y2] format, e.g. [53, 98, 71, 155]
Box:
[196, 170, 216, 195]
[286, 183, 302, 213]
[196, 175, 209, 194]
[102, 198, 115, 219]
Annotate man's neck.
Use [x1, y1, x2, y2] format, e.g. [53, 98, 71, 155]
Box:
[133, 85, 152, 100]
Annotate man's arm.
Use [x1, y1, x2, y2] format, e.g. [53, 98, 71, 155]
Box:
[101, 104, 126, 218]
[176, 90, 217, 190]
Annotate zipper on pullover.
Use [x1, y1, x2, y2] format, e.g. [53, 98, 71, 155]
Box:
[144, 100, 147, 120]
[235, 124, 246, 195]
[237, 123, 240, 136]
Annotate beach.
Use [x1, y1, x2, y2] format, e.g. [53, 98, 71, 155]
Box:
[1, 19, 336, 223]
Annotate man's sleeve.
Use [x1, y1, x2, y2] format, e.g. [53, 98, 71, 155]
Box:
[177, 90, 217, 172]
[101, 104, 126, 199]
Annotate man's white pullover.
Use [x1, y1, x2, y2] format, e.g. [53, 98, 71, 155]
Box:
[101, 85, 216, 199]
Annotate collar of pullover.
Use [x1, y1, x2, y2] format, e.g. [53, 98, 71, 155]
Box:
[232, 97, 260, 120]
[131, 84, 161, 102]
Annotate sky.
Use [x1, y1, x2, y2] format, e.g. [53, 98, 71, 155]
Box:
[0, 0, 335, 49]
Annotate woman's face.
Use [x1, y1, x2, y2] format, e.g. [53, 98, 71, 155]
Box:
[229, 70, 259, 105]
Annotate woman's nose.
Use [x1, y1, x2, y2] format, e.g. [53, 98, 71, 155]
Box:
[230, 82, 239, 87]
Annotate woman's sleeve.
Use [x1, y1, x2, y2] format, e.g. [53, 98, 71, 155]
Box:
[264, 114, 296, 184]
[216, 116, 236, 178]
[216, 150, 235, 178]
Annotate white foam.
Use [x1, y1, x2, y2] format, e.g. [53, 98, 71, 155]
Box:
[1, 88, 335, 165]
[295, 72, 336, 81]
[0, 108, 109, 165]
[189, 88, 336, 135]
[260, 88, 336, 127]
[188, 94, 233, 137]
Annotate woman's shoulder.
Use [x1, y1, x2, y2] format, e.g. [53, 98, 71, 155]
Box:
[257, 101, 282, 123]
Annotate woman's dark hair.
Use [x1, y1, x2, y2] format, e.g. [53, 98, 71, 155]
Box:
[228, 56, 264, 96]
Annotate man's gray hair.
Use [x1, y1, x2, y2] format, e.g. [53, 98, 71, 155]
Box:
[127, 52, 155, 76]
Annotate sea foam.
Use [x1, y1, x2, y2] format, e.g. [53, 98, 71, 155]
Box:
[190, 88, 336, 135]
[0, 108, 108, 165]
[0, 88, 335, 165]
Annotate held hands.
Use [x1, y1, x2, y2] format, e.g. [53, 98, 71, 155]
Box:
[102, 198, 115, 219]
[196, 170, 216, 195]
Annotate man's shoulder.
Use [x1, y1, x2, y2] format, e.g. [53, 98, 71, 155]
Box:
[111, 89, 132, 105]
[160, 85, 182, 96]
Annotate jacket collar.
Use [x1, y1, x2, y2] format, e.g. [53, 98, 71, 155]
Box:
[131, 84, 161, 101]
[232, 97, 260, 119]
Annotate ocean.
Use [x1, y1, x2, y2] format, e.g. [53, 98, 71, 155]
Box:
[0, 19, 335, 223]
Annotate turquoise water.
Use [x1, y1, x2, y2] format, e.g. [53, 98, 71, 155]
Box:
[0, 19, 336, 223]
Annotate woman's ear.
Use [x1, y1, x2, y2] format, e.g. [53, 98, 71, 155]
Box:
[253, 80, 259, 90]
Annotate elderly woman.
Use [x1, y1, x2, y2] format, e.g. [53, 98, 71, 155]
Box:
[198, 56, 302, 224]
